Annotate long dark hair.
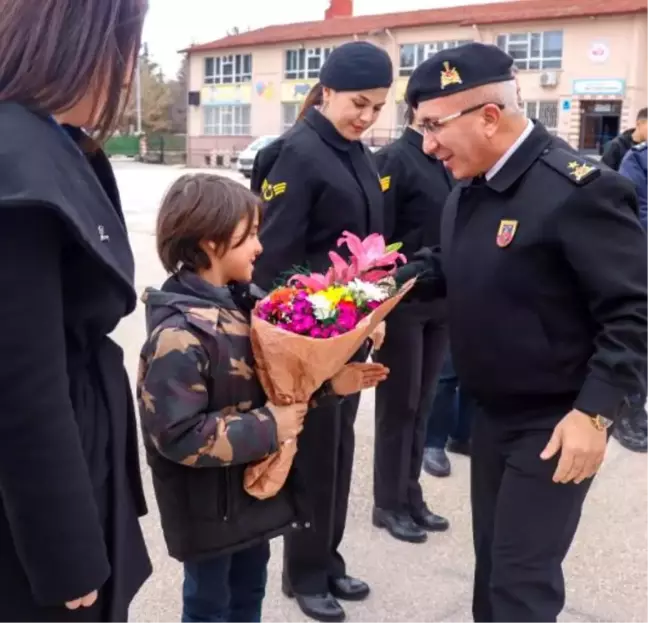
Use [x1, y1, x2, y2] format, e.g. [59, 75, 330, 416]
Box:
[297, 82, 324, 122]
[0, 0, 146, 140]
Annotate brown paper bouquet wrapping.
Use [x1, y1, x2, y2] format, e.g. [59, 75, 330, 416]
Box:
[243, 279, 414, 500]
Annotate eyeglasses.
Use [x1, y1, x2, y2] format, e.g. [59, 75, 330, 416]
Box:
[417, 102, 505, 135]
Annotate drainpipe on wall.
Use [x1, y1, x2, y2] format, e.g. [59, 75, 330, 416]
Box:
[383, 28, 399, 143]
[471, 24, 483, 42]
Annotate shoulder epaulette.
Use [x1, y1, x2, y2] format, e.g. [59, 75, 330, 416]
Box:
[632, 141, 647, 151]
[540, 147, 600, 185]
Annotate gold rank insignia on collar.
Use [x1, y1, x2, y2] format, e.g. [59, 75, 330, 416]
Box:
[568, 160, 596, 183]
[440, 62, 462, 90]
[379, 175, 391, 192]
[496, 219, 518, 248]
[261, 179, 287, 202]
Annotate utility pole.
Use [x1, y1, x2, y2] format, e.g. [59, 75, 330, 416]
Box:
[135, 49, 143, 135]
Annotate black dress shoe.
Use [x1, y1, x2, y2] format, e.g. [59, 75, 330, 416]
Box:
[423, 447, 451, 477]
[372, 507, 427, 543]
[613, 411, 648, 453]
[282, 581, 346, 622]
[447, 437, 471, 456]
[412, 505, 450, 532]
[329, 575, 370, 601]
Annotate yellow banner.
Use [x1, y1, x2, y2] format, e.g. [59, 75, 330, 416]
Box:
[394, 77, 408, 103]
[201, 84, 252, 105]
[281, 80, 319, 102]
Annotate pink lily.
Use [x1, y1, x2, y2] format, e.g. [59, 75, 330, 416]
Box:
[288, 272, 331, 292]
[337, 231, 406, 273]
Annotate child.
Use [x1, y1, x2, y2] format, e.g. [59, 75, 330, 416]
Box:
[137, 173, 387, 623]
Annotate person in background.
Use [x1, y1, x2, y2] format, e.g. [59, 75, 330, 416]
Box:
[371, 102, 451, 544]
[0, 1, 152, 620]
[422, 348, 475, 477]
[138, 174, 386, 623]
[408, 43, 646, 621]
[252, 41, 393, 623]
[601, 107, 647, 171]
[615, 140, 648, 454]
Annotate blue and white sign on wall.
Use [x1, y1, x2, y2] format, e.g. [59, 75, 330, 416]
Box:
[572, 78, 625, 96]
[562, 99, 571, 111]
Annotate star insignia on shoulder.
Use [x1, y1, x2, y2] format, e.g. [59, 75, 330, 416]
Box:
[567, 160, 596, 182]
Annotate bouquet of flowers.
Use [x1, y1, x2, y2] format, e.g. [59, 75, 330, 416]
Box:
[244, 232, 414, 499]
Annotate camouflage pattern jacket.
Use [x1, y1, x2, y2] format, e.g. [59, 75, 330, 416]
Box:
[138, 271, 307, 561]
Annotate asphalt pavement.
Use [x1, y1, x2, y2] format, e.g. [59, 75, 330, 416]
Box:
[111, 162, 647, 623]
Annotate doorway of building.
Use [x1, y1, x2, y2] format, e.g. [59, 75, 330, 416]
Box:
[579, 100, 622, 155]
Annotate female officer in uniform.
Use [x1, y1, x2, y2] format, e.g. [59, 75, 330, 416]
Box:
[252, 41, 393, 623]
[372, 104, 452, 543]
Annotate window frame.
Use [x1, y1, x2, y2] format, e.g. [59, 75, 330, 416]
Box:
[284, 47, 333, 80]
[398, 40, 472, 77]
[523, 100, 559, 134]
[203, 53, 253, 85]
[203, 104, 252, 136]
[496, 31, 563, 70]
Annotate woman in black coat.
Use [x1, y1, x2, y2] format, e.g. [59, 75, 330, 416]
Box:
[0, 1, 151, 621]
[251, 41, 393, 623]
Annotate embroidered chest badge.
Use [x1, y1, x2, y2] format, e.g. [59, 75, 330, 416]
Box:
[496, 219, 518, 248]
[379, 175, 391, 192]
[440, 62, 462, 90]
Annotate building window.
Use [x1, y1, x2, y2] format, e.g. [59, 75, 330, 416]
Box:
[524, 101, 558, 134]
[203, 105, 251, 135]
[204, 54, 252, 84]
[496, 31, 563, 70]
[399, 40, 472, 76]
[284, 47, 333, 79]
[282, 102, 300, 130]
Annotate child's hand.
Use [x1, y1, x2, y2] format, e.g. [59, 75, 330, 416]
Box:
[267, 402, 308, 443]
[331, 362, 389, 396]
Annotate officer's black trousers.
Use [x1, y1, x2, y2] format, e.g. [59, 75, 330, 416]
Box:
[283, 376, 361, 595]
[373, 300, 448, 512]
[471, 407, 594, 623]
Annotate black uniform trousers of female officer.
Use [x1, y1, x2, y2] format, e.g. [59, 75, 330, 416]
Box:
[252, 108, 385, 598]
[372, 128, 453, 528]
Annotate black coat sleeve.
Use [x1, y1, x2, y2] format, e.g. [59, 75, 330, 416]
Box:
[556, 173, 648, 417]
[0, 206, 110, 605]
[253, 144, 314, 291]
[601, 139, 623, 171]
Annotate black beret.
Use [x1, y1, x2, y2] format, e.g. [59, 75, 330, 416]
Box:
[406, 42, 514, 106]
[320, 41, 393, 92]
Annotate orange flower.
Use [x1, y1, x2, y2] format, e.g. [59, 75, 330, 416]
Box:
[270, 287, 297, 305]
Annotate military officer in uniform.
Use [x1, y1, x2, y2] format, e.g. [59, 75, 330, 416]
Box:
[252, 41, 393, 623]
[405, 43, 647, 622]
[371, 103, 452, 543]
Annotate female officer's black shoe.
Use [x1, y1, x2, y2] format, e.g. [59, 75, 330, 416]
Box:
[372, 507, 427, 543]
[282, 581, 346, 622]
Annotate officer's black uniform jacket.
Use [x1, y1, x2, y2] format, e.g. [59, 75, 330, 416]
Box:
[440, 122, 647, 419]
[252, 108, 384, 291]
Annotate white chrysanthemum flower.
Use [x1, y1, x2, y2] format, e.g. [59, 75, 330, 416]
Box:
[307, 292, 336, 320]
[347, 279, 389, 302]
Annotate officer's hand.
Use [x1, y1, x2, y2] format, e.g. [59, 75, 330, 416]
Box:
[331, 362, 389, 396]
[540, 409, 607, 484]
[65, 590, 98, 610]
[369, 321, 386, 351]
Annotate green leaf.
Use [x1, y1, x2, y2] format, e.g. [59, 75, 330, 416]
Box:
[386, 242, 403, 252]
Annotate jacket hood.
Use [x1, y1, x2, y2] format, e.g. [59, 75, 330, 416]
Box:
[142, 271, 243, 335]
